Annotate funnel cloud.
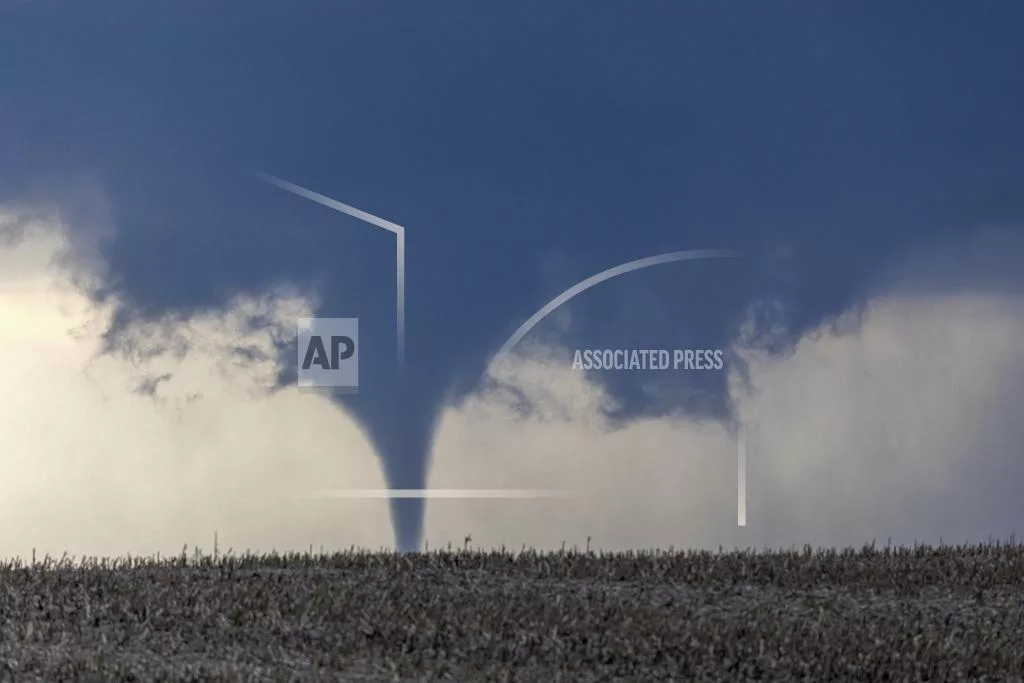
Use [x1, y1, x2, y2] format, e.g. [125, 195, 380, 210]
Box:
[3, 208, 1022, 556]
[2, 2, 1023, 555]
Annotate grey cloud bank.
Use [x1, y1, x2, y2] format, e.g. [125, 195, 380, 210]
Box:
[3, 205, 1021, 557]
[4, 4, 1022, 555]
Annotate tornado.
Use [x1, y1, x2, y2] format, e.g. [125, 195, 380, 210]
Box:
[255, 173, 439, 550]
[338, 388, 441, 552]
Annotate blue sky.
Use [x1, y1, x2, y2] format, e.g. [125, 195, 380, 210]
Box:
[1, 2, 1023, 552]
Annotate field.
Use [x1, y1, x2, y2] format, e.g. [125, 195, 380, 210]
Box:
[1, 540, 1023, 681]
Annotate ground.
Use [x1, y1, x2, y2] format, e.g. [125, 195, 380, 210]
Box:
[0, 542, 1022, 681]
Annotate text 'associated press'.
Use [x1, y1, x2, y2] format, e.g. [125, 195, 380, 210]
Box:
[571, 348, 725, 371]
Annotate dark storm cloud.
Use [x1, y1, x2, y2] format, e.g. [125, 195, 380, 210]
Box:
[2, 1, 1023, 549]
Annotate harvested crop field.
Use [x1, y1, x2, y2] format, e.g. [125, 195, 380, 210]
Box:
[1, 541, 1023, 681]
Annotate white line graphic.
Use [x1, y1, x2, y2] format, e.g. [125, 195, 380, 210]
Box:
[299, 489, 578, 499]
[737, 422, 747, 527]
[253, 172, 406, 372]
[491, 248, 748, 522]
[490, 249, 739, 366]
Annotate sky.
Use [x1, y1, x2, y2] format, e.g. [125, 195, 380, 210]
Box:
[1, 2, 1023, 556]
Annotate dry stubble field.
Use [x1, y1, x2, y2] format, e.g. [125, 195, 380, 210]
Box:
[0, 541, 1022, 681]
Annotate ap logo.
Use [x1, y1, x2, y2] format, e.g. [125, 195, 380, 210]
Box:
[297, 317, 359, 390]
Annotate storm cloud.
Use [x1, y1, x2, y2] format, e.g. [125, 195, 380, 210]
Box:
[3, 206, 1021, 557]
[2, 3, 1023, 553]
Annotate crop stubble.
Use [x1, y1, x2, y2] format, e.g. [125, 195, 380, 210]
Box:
[0, 541, 1022, 681]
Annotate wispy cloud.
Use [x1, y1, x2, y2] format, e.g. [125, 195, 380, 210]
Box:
[0, 207, 393, 560]
[426, 235, 1024, 551]
[3, 202, 1022, 558]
